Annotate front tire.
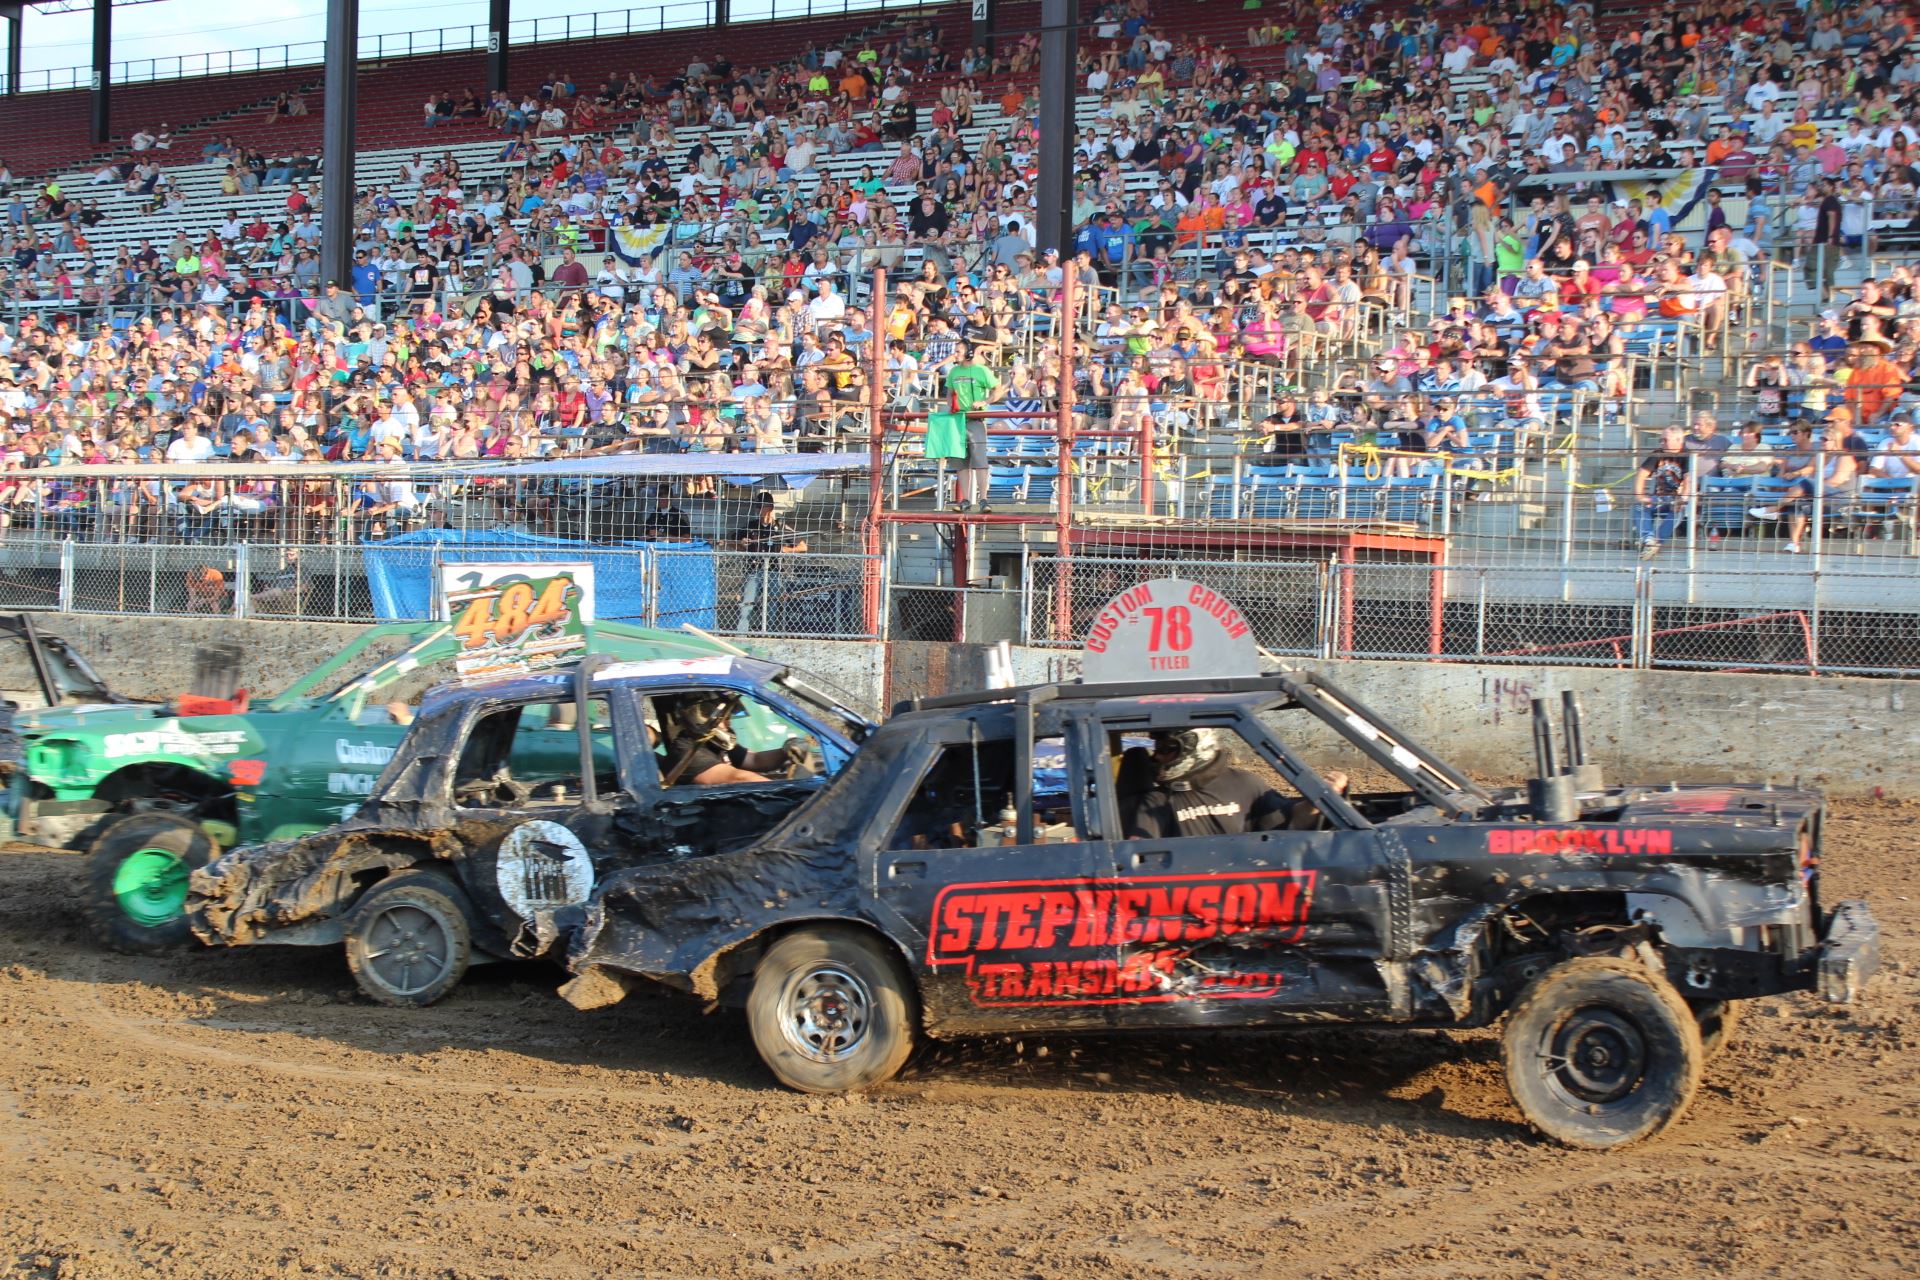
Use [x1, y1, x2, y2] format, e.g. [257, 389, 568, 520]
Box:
[84, 814, 219, 954]
[1502, 956, 1704, 1150]
[344, 872, 474, 1007]
[746, 927, 917, 1094]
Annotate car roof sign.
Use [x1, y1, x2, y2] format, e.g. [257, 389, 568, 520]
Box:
[1081, 578, 1261, 683]
[592, 657, 737, 681]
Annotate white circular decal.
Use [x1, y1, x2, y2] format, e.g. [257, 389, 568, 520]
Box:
[1081, 578, 1262, 683]
[495, 821, 595, 920]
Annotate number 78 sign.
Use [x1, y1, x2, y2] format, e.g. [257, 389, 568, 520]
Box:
[439, 562, 596, 679]
[1080, 578, 1261, 683]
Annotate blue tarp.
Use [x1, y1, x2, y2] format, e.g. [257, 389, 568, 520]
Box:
[360, 529, 716, 628]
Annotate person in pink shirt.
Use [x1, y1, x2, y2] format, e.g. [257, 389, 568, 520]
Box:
[1812, 134, 1848, 176]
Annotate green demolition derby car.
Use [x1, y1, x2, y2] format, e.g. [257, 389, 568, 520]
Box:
[14, 620, 743, 953]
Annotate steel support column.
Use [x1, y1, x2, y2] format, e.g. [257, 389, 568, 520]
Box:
[862, 267, 888, 638]
[319, 0, 360, 292]
[88, 0, 109, 142]
[486, 0, 509, 93]
[969, 0, 995, 55]
[1033, 0, 1076, 257]
[714, 0, 729, 27]
[1, 4, 22, 98]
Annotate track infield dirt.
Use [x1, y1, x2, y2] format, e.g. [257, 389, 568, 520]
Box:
[1, 800, 1915, 1280]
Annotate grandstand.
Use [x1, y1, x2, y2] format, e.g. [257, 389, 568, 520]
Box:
[0, 0, 1918, 674]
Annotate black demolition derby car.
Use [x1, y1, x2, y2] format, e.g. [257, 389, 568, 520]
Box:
[561, 670, 1879, 1149]
[184, 656, 871, 1005]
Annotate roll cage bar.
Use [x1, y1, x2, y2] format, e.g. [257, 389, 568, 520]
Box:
[902, 672, 1492, 823]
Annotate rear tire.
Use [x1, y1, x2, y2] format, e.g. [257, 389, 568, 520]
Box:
[84, 814, 219, 954]
[1689, 999, 1740, 1059]
[1502, 956, 1703, 1150]
[343, 872, 474, 1008]
[746, 927, 917, 1094]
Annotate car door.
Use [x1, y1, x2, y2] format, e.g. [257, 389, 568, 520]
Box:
[435, 687, 642, 950]
[254, 704, 407, 841]
[1095, 708, 1401, 1029]
[866, 714, 1114, 1037]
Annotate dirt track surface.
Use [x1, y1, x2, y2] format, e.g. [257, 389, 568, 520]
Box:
[2, 805, 1916, 1280]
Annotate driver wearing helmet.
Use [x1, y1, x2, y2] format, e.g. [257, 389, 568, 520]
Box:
[1120, 728, 1348, 839]
[657, 692, 808, 786]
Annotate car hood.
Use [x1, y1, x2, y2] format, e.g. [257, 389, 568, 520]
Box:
[16, 701, 171, 734]
[1612, 784, 1822, 824]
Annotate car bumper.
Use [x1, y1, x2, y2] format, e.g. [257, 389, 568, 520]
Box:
[1816, 900, 1880, 1004]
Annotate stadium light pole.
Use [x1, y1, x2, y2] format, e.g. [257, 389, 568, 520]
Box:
[320, 0, 359, 291]
[88, 0, 108, 141]
[1033, 0, 1076, 257]
[487, 0, 508, 93]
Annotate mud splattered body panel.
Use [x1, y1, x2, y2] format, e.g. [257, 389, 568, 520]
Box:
[568, 673, 1879, 1038]
[188, 658, 867, 956]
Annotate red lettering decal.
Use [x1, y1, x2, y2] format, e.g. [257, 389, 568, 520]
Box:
[1183, 882, 1223, 941]
[1645, 829, 1673, 855]
[1220, 883, 1260, 934]
[934, 895, 979, 955]
[1035, 891, 1078, 949]
[1489, 830, 1512, 855]
[999, 895, 1038, 951]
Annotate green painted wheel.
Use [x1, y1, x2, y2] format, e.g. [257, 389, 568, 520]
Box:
[112, 848, 191, 928]
[85, 815, 218, 954]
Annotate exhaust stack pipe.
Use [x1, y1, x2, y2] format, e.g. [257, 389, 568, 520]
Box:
[1527, 697, 1577, 823]
[1561, 690, 1604, 792]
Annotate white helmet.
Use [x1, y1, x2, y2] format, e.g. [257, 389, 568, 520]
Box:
[1152, 727, 1224, 784]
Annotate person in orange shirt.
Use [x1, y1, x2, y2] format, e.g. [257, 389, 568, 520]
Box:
[1175, 203, 1209, 249]
[840, 71, 868, 101]
[1842, 337, 1907, 424]
[1703, 129, 1736, 167]
[1000, 87, 1024, 115]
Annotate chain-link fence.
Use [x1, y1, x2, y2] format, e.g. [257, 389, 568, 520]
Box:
[885, 584, 1024, 645]
[53, 538, 879, 637]
[1011, 556, 1920, 676]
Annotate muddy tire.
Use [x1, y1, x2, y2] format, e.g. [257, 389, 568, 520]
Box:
[84, 814, 219, 954]
[1689, 999, 1740, 1059]
[746, 927, 917, 1094]
[343, 873, 474, 1008]
[1502, 956, 1703, 1150]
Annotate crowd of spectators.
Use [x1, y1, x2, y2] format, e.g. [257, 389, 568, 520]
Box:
[0, 0, 1914, 548]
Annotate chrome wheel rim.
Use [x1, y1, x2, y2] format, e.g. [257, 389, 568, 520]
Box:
[780, 964, 873, 1064]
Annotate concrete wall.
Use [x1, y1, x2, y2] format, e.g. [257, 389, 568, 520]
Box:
[19, 614, 1913, 797]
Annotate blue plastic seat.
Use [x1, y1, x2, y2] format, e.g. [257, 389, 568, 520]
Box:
[1699, 476, 1755, 532]
[1024, 466, 1060, 505]
[985, 465, 1026, 503]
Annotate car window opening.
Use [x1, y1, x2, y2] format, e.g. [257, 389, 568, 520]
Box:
[887, 733, 1077, 851]
[641, 691, 826, 788]
[452, 695, 615, 808]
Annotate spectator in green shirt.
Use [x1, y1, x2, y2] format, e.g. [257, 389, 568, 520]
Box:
[944, 347, 1001, 511]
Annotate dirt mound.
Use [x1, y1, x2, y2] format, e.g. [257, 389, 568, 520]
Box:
[2, 802, 1915, 1279]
